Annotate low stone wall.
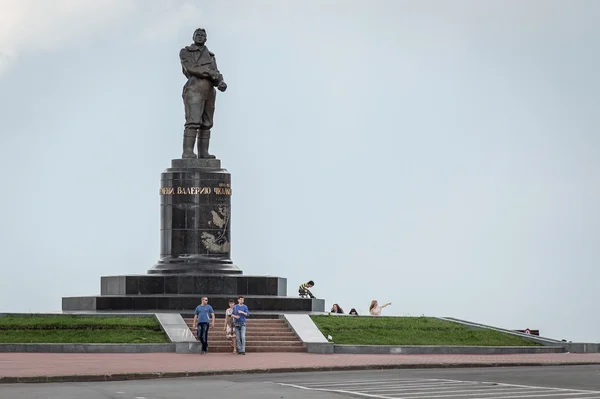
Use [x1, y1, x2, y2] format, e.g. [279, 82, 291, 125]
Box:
[0, 343, 175, 353]
[565, 343, 600, 353]
[333, 345, 566, 355]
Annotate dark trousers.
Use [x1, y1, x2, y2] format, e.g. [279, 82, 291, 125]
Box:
[183, 83, 216, 130]
[197, 322, 209, 352]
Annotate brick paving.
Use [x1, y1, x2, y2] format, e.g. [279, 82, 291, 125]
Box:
[1, 352, 600, 380]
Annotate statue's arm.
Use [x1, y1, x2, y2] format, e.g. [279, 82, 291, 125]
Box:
[179, 49, 212, 78]
[212, 56, 227, 92]
[213, 56, 225, 85]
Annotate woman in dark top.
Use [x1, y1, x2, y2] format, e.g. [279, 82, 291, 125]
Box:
[331, 303, 344, 314]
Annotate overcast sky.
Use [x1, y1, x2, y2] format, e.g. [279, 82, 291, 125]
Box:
[0, 0, 598, 342]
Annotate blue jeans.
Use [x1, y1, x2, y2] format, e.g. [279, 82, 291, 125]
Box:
[234, 322, 246, 353]
[197, 322, 209, 352]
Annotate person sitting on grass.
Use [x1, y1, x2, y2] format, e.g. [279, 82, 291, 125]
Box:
[349, 308, 358, 315]
[369, 299, 391, 316]
[331, 303, 344, 314]
[298, 280, 315, 298]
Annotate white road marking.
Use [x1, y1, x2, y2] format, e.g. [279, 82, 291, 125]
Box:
[366, 388, 554, 397]
[299, 378, 442, 386]
[276, 383, 394, 398]
[341, 382, 479, 390]
[302, 380, 471, 388]
[271, 378, 600, 399]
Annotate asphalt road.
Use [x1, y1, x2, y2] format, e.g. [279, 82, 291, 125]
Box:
[2, 365, 600, 399]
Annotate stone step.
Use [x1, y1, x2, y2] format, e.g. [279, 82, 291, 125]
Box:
[196, 336, 299, 341]
[185, 321, 287, 324]
[188, 326, 293, 335]
[198, 334, 303, 341]
[203, 329, 298, 335]
[201, 336, 301, 343]
[181, 315, 305, 353]
[204, 331, 298, 337]
[193, 324, 291, 330]
[185, 320, 290, 329]
[188, 326, 291, 332]
[203, 340, 304, 347]
[186, 323, 289, 329]
[183, 318, 287, 324]
[184, 319, 287, 324]
[204, 346, 306, 353]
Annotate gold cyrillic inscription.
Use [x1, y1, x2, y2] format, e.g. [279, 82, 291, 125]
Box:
[160, 186, 232, 195]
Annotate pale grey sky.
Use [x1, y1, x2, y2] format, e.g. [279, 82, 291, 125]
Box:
[0, 0, 598, 342]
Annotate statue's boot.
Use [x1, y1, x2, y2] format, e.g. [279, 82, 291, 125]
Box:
[198, 130, 216, 159]
[182, 129, 197, 159]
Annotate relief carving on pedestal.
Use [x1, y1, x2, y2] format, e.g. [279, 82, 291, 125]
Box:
[201, 205, 231, 253]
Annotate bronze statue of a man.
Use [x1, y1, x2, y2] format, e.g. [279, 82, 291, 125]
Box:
[180, 28, 227, 159]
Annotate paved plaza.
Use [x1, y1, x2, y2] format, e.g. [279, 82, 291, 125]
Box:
[2, 365, 600, 398]
[1, 352, 600, 383]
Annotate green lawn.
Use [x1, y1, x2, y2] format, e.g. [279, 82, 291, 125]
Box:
[311, 315, 540, 346]
[0, 315, 170, 344]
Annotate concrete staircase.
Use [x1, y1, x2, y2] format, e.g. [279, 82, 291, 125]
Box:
[183, 317, 306, 353]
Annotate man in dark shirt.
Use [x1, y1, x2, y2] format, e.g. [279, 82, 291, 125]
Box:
[193, 296, 215, 354]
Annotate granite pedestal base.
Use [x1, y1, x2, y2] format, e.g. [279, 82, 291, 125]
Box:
[62, 274, 325, 313]
[62, 294, 324, 313]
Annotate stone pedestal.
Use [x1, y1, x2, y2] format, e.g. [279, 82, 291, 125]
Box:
[149, 158, 240, 274]
[62, 274, 326, 314]
[61, 158, 325, 314]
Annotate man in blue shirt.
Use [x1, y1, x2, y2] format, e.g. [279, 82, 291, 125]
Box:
[193, 296, 215, 354]
[232, 296, 250, 355]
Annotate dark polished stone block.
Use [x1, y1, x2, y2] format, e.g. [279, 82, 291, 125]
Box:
[165, 276, 178, 294]
[100, 275, 287, 296]
[178, 276, 194, 294]
[125, 277, 139, 295]
[166, 297, 186, 310]
[236, 276, 248, 294]
[62, 295, 325, 313]
[194, 276, 223, 294]
[132, 297, 158, 310]
[171, 158, 221, 169]
[223, 276, 237, 294]
[247, 277, 263, 295]
[96, 296, 133, 311]
[139, 277, 165, 294]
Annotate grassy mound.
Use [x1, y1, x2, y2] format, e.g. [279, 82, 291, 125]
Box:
[0, 315, 169, 344]
[311, 315, 539, 346]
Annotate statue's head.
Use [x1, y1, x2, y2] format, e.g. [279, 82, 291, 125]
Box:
[193, 28, 207, 45]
